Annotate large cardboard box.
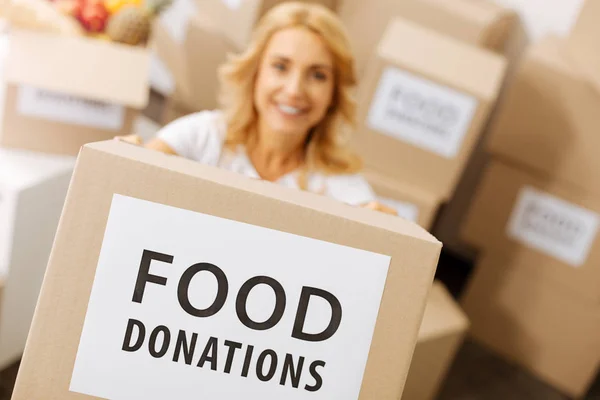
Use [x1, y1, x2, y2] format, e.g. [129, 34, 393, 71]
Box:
[462, 255, 600, 398]
[566, 0, 600, 93]
[198, 0, 337, 51]
[353, 18, 506, 200]
[0, 148, 74, 369]
[363, 170, 441, 230]
[0, 29, 150, 156]
[153, 3, 235, 114]
[12, 140, 442, 399]
[402, 281, 468, 400]
[339, 0, 517, 77]
[487, 36, 600, 194]
[462, 159, 600, 304]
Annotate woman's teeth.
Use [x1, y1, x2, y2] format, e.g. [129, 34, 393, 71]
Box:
[278, 104, 303, 115]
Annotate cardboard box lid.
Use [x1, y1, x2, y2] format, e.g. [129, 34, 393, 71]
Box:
[378, 17, 507, 101]
[362, 170, 440, 208]
[0, 148, 75, 191]
[5, 29, 150, 108]
[567, 0, 600, 94]
[418, 281, 469, 342]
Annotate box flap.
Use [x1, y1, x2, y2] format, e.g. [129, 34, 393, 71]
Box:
[567, 0, 600, 94]
[379, 17, 507, 101]
[86, 140, 441, 244]
[5, 29, 150, 108]
[418, 281, 469, 342]
[363, 170, 440, 206]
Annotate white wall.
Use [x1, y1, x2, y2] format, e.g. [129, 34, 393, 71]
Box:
[491, 0, 586, 41]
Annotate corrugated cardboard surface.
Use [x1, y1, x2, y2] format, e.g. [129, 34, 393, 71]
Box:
[363, 170, 441, 230]
[354, 18, 506, 200]
[5, 29, 150, 109]
[487, 36, 600, 195]
[566, 0, 600, 94]
[339, 0, 515, 77]
[462, 255, 600, 398]
[461, 159, 600, 304]
[0, 85, 137, 156]
[12, 140, 441, 399]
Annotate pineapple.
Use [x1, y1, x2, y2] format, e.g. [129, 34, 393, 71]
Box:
[105, 0, 171, 46]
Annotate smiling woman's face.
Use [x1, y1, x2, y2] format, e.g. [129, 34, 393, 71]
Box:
[253, 26, 335, 140]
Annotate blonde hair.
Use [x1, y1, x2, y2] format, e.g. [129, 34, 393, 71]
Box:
[217, 1, 363, 186]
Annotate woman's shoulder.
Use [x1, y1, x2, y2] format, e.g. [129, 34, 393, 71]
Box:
[318, 171, 377, 206]
[156, 109, 228, 162]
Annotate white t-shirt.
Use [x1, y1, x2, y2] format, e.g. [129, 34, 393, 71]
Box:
[156, 110, 377, 206]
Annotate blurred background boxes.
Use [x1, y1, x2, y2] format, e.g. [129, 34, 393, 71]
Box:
[461, 256, 600, 398]
[199, 0, 337, 51]
[566, 0, 600, 93]
[0, 29, 149, 156]
[339, 0, 518, 77]
[353, 17, 506, 200]
[403, 281, 469, 400]
[363, 170, 441, 229]
[487, 36, 600, 195]
[0, 148, 74, 370]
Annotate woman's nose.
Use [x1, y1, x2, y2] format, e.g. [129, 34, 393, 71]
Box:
[283, 72, 305, 97]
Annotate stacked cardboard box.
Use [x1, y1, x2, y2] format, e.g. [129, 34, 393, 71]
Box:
[11, 140, 441, 399]
[403, 281, 469, 400]
[460, 2, 600, 396]
[339, 0, 517, 78]
[352, 17, 506, 230]
[0, 148, 74, 370]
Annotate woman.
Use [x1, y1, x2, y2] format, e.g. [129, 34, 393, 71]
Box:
[120, 2, 395, 215]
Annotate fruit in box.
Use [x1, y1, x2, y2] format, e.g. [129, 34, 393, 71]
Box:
[104, 0, 141, 14]
[76, 0, 108, 32]
[105, 0, 171, 45]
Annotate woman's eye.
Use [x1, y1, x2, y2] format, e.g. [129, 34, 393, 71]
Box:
[312, 71, 328, 81]
[272, 62, 286, 72]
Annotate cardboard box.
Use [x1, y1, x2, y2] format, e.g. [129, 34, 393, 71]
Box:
[153, 4, 235, 113]
[462, 159, 600, 304]
[12, 140, 442, 399]
[402, 281, 469, 400]
[198, 0, 337, 51]
[339, 0, 517, 77]
[353, 18, 506, 200]
[0, 29, 150, 156]
[363, 170, 441, 230]
[461, 255, 600, 398]
[0, 148, 74, 369]
[487, 36, 600, 194]
[566, 0, 600, 93]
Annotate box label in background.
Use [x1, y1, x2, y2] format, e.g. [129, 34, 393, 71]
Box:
[70, 194, 390, 400]
[377, 197, 419, 223]
[17, 86, 124, 131]
[507, 186, 600, 267]
[159, 0, 198, 44]
[0, 186, 15, 278]
[367, 67, 478, 159]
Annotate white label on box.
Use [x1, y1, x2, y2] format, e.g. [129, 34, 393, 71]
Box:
[366, 67, 478, 159]
[507, 186, 600, 267]
[17, 86, 124, 131]
[377, 196, 419, 223]
[159, 0, 197, 44]
[0, 186, 15, 278]
[222, 0, 242, 9]
[70, 194, 390, 400]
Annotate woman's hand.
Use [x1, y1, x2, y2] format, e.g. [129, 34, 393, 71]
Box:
[114, 134, 143, 146]
[361, 201, 398, 216]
